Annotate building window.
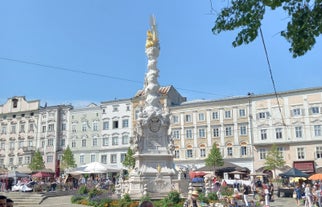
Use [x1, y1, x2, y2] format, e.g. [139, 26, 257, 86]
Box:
[212, 112, 219, 120]
[258, 112, 270, 119]
[225, 126, 232, 137]
[20, 124, 25, 133]
[93, 122, 98, 131]
[80, 155, 85, 164]
[277, 147, 284, 158]
[91, 154, 96, 162]
[295, 126, 303, 138]
[72, 125, 76, 133]
[18, 157, 23, 165]
[261, 129, 267, 140]
[126, 105, 130, 111]
[28, 140, 33, 147]
[111, 154, 117, 163]
[224, 110, 231, 119]
[103, 121, 109, 130]
[82, 123, 87, 132]
[9, 158, 13, 165]
[292, 108, 302, 116]
[61, 123, 66, 131]
[82, 139, 86, 147]
[185, 129, 193, 139]
[92, 138, 98, 146]
[112, 137, 118, 145]
[297, 147, 305, 159]
[41, 141, 45, 148]
[103, 138, 109, 146]
[122, 119, 129, 128]
[9, 142, 15, 150]
[42, 125, 46, 133]
[200, 149, 206, 157]
[113, 106, 118, 112]
[48, 139, 54, 147]
[186, 149, 193, 158]
[227, 147, 233, 157]
[172, 115, 179, 124]
[185, 114, 192, 123]
[213, 127, 220, 137]
[101, 155, 107, 164]
[12, 98, 18, 108]
[121, 153, 126, 162]
[11, 125, 16, 133]
[241, 146, 247, 156]
[310, 106, 320, 114]
[239, 124, 247, 135]
[122, 135, 129, 144]
[61, 139, 65, 147]
[113, 121, 119, 129]
[198, 128, 206, 138]
[316, 146, 322, 159]
[0, 142, 4, 150]
[72, 140, 76, 148]
[29, 123, 34, 132]
[198, 113, 205, 121]
[174, 150, 180, 158]
[25, 156, 31, 164]
[239, 109, 246, 117]
[259, 148, 267, 160]
[314, 125, 321, 137]
[18, 141, 23, 149]
[48, 124, 54, 132]
[1, 126, 6, 134]
[276, 128, 283, 139]
[47, 155, 53, 163]
[172, 130, 180, 139]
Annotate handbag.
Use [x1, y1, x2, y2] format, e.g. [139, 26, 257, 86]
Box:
[293, 191, 297, 199]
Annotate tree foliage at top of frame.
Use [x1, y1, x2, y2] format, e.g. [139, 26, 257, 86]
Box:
[212, 0, 322, 58]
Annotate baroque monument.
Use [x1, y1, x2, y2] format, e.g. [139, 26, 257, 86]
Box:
[119, 16, 184, 199]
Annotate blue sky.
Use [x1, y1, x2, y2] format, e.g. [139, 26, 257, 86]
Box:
[1, 1, 321, 107]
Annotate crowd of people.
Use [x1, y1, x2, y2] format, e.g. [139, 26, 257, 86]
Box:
[294, 181, 322, 207]
[0, 195, 14, 207]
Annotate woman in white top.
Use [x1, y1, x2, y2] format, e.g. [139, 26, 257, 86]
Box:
[304, 183, 312, 207]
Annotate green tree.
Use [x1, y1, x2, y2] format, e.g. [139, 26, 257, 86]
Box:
[122, 147, 136, 169]
[29, 149, 45, 171]
[264, 144, 286, 178]
[212, 0, 322, 58]
[205, 143, 224, 175]
[61, 145, 76, 171]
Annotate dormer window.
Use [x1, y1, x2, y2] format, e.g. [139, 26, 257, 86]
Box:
[12, 98, 18, 108]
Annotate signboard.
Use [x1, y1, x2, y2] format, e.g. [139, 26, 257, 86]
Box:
[293, 161, 315, 174]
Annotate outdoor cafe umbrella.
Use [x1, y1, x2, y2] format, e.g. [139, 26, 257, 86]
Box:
[279, 168, 309, 178]
[32, 171, 54, 178]
[308, 173, 322, 180]
[189, 171, 207, 179]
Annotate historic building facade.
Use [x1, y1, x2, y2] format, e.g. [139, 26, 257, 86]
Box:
[169, 96, 253, 171]
[0, 96, 72, 172]
[251, 87, 322, 175]
[1, 86, 322, 174]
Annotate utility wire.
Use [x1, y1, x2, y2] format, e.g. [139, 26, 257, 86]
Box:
[259, 28, 286, 127]
[0, 56, 230, 98]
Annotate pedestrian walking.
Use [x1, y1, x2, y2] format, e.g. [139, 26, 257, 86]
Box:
[294, 185, 302, 207]
[243, 184, 250, 207]
[304, 183, 313, 207]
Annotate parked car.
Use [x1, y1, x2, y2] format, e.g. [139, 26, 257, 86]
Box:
[11, 182, 33, 192]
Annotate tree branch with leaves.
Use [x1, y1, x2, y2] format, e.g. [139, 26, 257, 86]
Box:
[264, 144, 286, 178]
[212, 0, 322, 58]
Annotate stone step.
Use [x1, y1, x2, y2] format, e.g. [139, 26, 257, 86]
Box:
[1, 192, 44, 207]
